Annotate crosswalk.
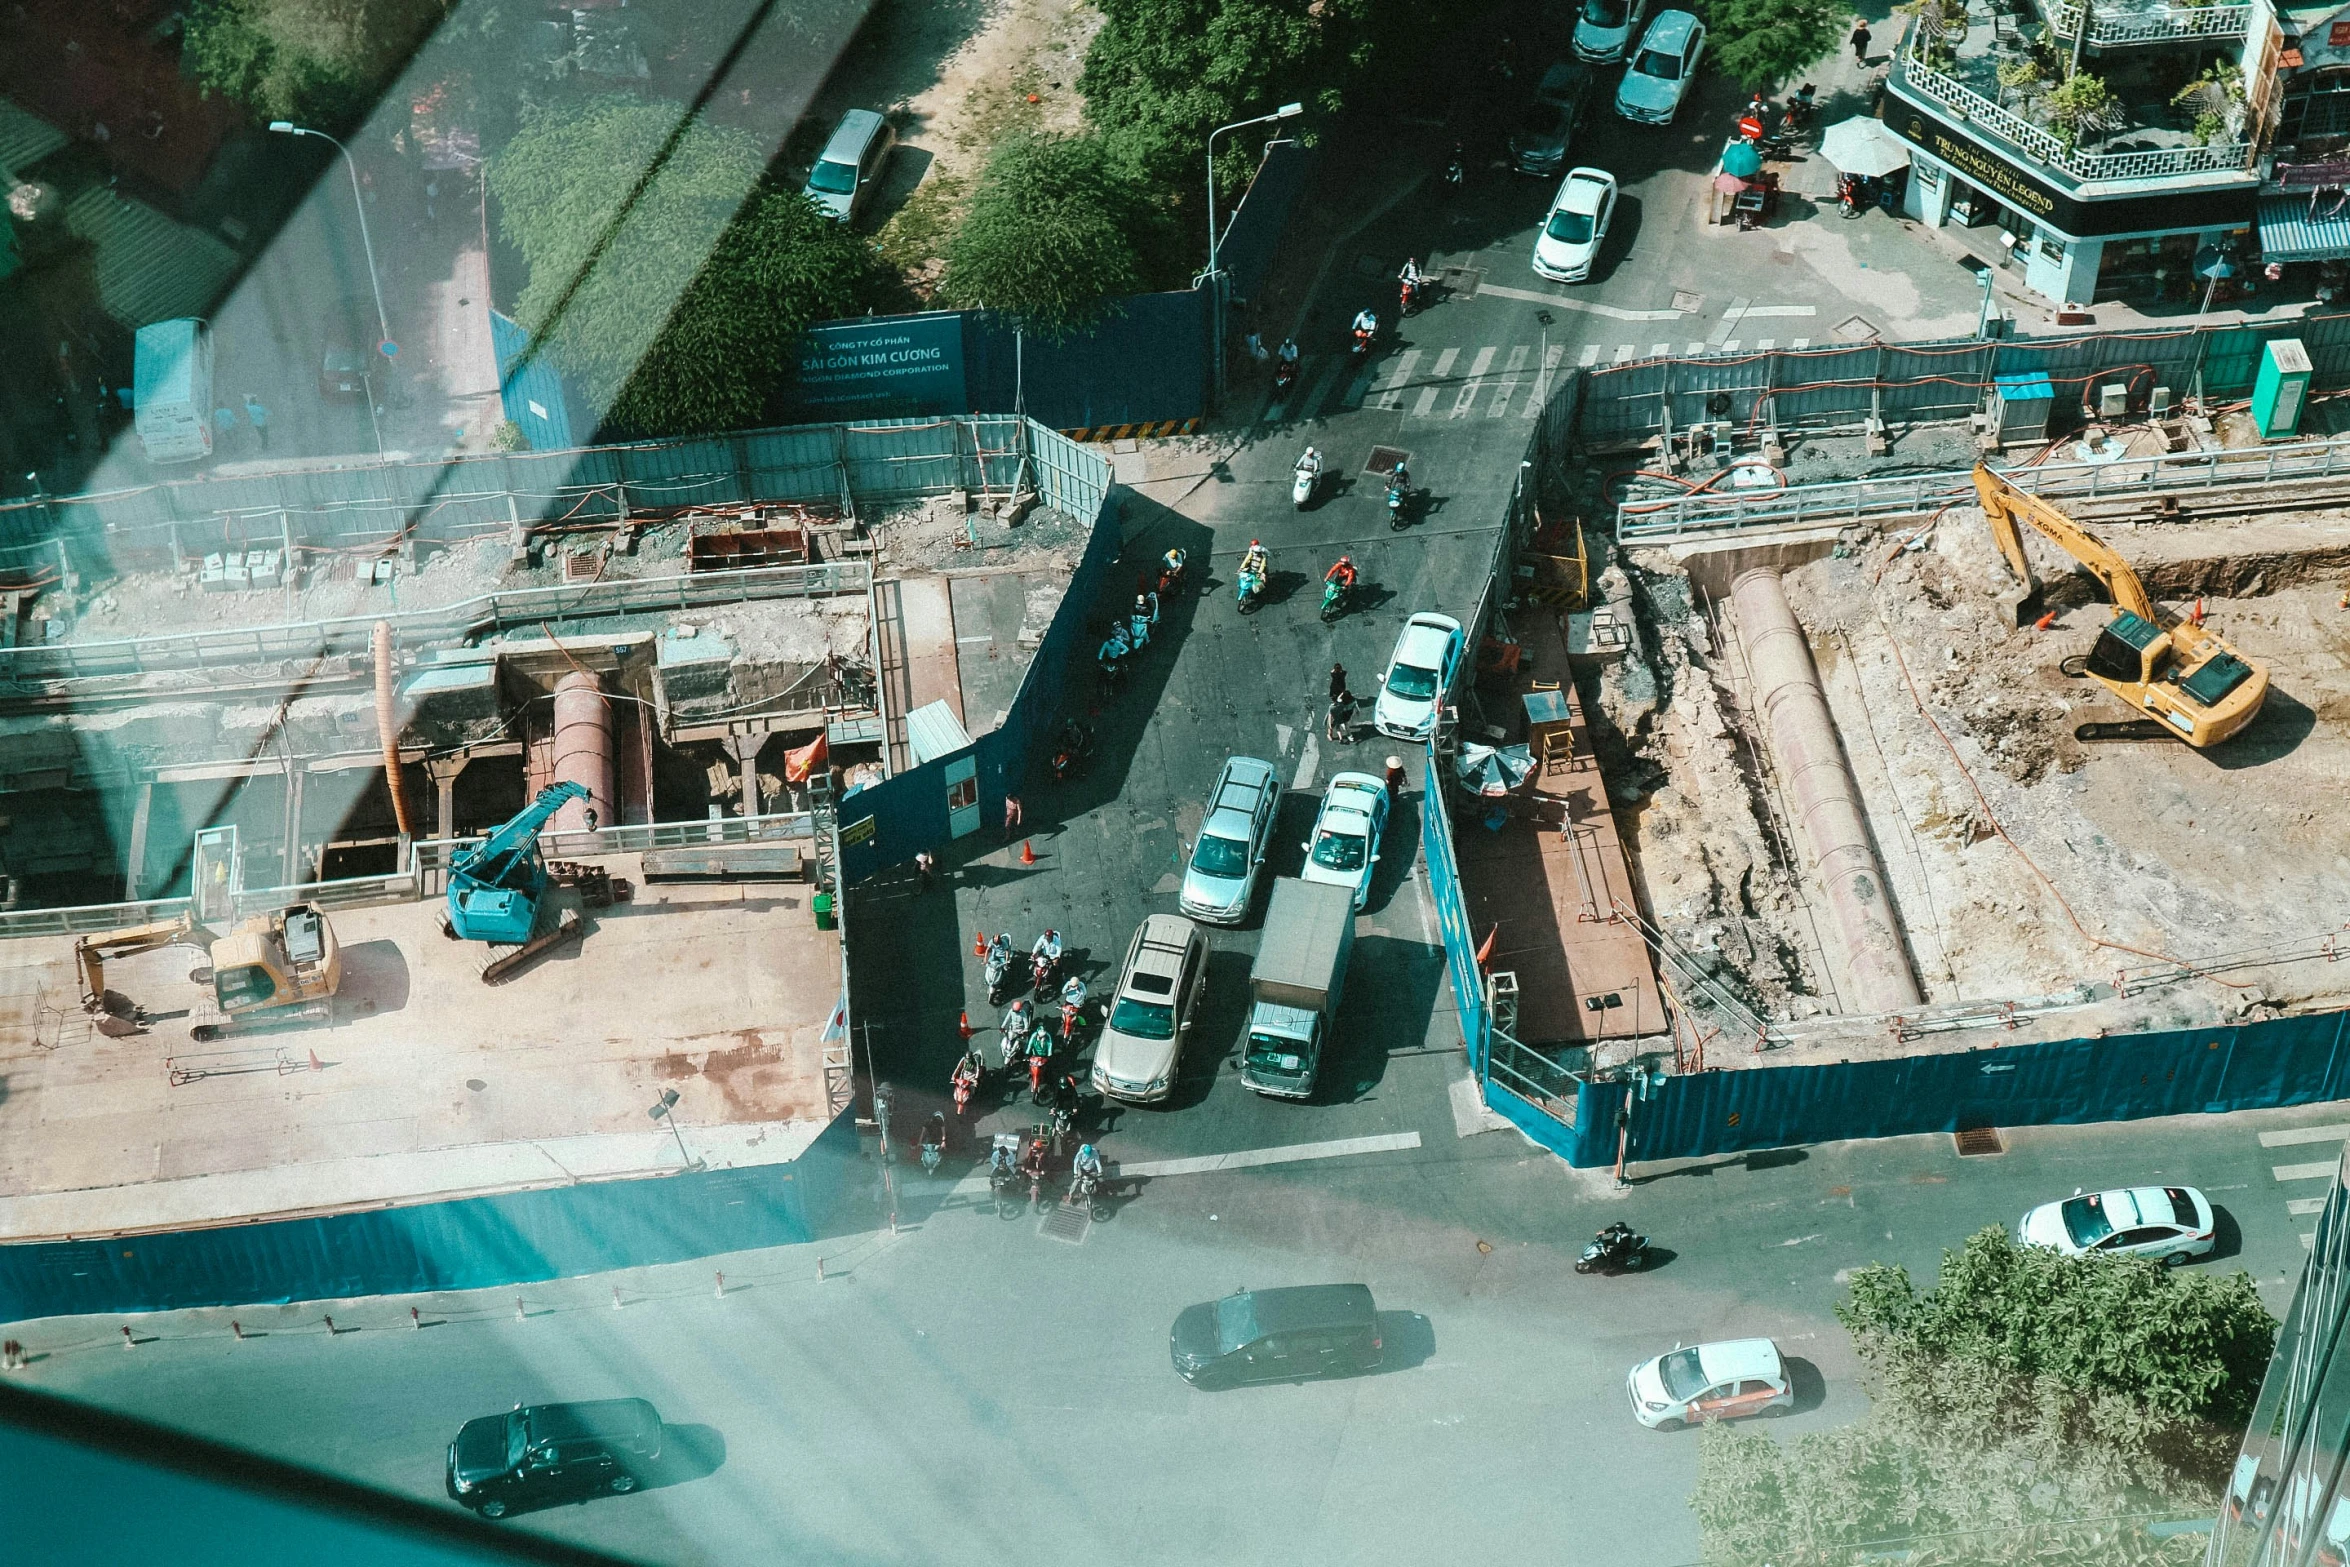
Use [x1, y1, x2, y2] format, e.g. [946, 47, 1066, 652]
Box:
[2262, 1123, 2350, 1249]
[1264, 341, 1568, 424]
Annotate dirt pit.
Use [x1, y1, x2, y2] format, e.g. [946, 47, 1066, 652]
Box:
[1611, 512, 2350, 1019]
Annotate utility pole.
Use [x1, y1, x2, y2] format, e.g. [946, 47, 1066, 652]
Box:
[1202, 102, 1303, 413]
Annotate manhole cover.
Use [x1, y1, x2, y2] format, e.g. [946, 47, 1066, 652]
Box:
[1440, 265, 1483, 300]
[1834, 314, 1882, 341]
[1353, 253, 1389, 278]
[1953, 1126, 2005, 1157]
[1038, 1202, 1091, 1244]
[1365, 445, 1410, 475]
[1671, 291, 1705, 312]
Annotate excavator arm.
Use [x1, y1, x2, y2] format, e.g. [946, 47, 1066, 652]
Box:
[448, 780, 591, 889]
[73, 912, 197, 1012]
[1970, 466, 2157, 623]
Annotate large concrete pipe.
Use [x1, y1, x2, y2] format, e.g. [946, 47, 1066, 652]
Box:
[372, 620, 414, 839]
[1730, 567, 1924, 1015]
[550, 670, 614, 833]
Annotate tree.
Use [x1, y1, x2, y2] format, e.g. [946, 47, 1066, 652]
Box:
[938, 132, 1162, 338]
[184, 0, 445, 129]
[1696, 1228, 2275, 1567]
[2045, 71, 2121, 148]
[1704, 0, 1847, 93]
[490, 95, 890, 437]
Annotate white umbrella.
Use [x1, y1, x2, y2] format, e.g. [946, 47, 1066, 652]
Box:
[1820, 116, 1911, 178]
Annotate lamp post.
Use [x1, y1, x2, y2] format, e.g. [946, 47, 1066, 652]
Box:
[648, 1088, 699, 1171]
[269, 121, 390, 457]
[1203, 102, 1303, 410]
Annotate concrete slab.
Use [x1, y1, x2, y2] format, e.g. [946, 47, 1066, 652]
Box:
[0, 860, 843, 1241]
[947, 570, 1043, 734]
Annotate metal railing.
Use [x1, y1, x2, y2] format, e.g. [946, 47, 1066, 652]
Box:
[408, 810, 817, 891]
[2039, 0, 2250, 45]
[1892, 49, 2254, 183]
[0, 562, 871, 680]
[1617, 432, 2350, 540]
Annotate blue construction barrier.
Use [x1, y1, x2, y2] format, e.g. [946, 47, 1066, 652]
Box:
[1418, 737, 1487, 1073]
[1216, 140, 1316, 308]
[0, 1112, 861, 1322]
[489, 309, 580, 452]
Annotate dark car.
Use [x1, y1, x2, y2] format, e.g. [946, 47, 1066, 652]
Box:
[445, 1398, 665, 1518]
[319, 295, 374, 400]
[1511, 61, 1597, 175]
[1170, 1283, 1382, 1388]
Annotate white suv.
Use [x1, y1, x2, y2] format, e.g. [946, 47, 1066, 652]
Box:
[1091, 915, 1207, 1103]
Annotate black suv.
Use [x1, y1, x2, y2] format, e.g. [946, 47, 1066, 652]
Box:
[1509, 61, 1597, 175]
[445, 1398, 665, 1518]
[1170, 1283, 1383, 1388]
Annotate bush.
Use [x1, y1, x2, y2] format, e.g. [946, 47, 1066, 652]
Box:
[1706, 0, 1849, 92]
[938, 132, 1164, 338]
[185, 0, 444, 129]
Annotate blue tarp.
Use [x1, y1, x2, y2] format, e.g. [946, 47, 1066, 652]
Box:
[490, 309, 578, 452]
[2259, 191, 2350, 264]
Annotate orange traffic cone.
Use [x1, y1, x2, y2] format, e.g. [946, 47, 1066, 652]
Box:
[1474, 926, 1497, 970]
[958, 1010, 975, 1041]
[308, 1049, 323, 1072]
[1020, 839, 1037, 866]
[974, 930, 987, 957]
[2033, 610, 2056, 630]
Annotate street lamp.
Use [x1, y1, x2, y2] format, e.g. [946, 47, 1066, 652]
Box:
[1203, 102, 1302, 410]
[648, 1087, 699, 1171]
[269, 120, 392, 455]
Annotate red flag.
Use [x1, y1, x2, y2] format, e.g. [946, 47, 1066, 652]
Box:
[784, 732, 829, 784]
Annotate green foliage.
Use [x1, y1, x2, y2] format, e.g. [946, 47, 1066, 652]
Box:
[490, 419, 527, 453]
[2045, 71, 2120, 148]
[939, 131, 1163, 338]
[184, 0, 444, 128]
[1706, 0, 1849, 91]
[490, 95, 891, 438]
[1698, 1229, 2276, 1567]
[1996, 57, 2047, 107]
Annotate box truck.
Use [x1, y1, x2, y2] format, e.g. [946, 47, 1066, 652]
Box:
[133, 318, 214, 464]
[1239, 877, 1356, 1098]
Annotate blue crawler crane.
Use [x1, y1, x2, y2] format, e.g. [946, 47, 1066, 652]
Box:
[443, 781, 593, 945]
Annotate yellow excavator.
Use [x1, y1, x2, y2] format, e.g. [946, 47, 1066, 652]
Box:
[76, 903, 342, 1041]
[1970, 465, 2268, 748]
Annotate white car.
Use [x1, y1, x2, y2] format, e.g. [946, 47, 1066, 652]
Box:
[1615, 9, 1706, 125]
[1373, 612, 1465, 741]
[1573, 0, 1649, 63]
[2018, 1185, 2215, 1266]
[1627, 1338, 1793, 1430]
[1300, 772, 1390, 910]
[1533, 167, 1616, 283]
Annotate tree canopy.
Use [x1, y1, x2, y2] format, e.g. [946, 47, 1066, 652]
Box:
[1702, 0, 1847, 93]
[490, 95, 890, 437]
[1696, 1227, 2276, 1567]
[184, 0, 445, 129]
[938, 131, 1162, 338]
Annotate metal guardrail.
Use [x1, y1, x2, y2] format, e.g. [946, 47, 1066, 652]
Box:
[2041, 0, 2250, 45]
[408, 811, 816, 890]
[0, 563, 871, 680]
[1893, 50, 2253, 183]
[1617, 432, 2350, 540]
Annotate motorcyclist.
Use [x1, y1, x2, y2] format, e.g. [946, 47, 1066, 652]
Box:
[1351, 308, 1378, 343]
[1325, 555, 1358, 592]
[1032, 928, 1062, 968]
[1159, 547, 1186, 590]
[989, 1136, 1018, 1184]
[1596, 1220, 1636, 1256]
[1389, 455, 1410, 492]
[1277, 336, 1300, 364]
[1000, 997, 1035, 1058]
[1399, 257, 1424, 290]
[1240, 539, 1270, 583]
[986, 931, 1015, 976]
[1130, 591, 1158, 646]
[1097, 623, 1131, 669]
[1296, 446, 1323, 480]
[1072, 1142, 1105, 1194]
[951, 1046, 984, 1098]
[1019, 1134, 1051, 1180]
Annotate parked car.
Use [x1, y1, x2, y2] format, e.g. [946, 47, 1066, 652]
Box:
[446, 1398, 665, 1518]
[802, 109, 896, 224]
[1627, 1339, 1792, 1430]
[2018, 1185, 2215, 1265]
[1299, 772, 1389, 910]
[1533, 167, 1617, 283]
[1179, 755, 1281, 924]
[1170, 1283, 1382, 1388]
[1373, 613, 1465, 741]
[1092, 914, 1207, 1103]
[1509, 61, 1597, 175]
[1573, 0, 1650, 63]
[1614, 9, 1706, 125]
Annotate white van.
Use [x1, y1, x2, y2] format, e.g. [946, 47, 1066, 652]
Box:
[133, 318, 215, 464]
[802, 110, 895, 224]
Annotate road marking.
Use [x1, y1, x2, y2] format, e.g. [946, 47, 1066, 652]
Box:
[1487, 344, 1529, 417]
[1119, 1131, 1423, 1180]
[1714, 295, 1751, 347]
[1612, 343, 1635, 363]
[1685, 341, 1706, 356]
[1756, 338, 1774, 351]
[2307, 1232, 2319, 1250]
[1376, 349, 1422, 411]
[1578, 343, 1600, 367]
[1649, 343, 1670, 358]
[2275, 1161, 2339, 1182]
[1451, 345, 1496, 417]
[1738, 304, 1820, 318]
[1413, 346, 1456, 417]
[2290, 1197, 2329, 1216]
[1722, 340, 1741, 352]
[1293, 734, 1320, 790]
[1474, 281, 1681, 319]
[2261, 1125, 2350, 1146]
[1790, 337, 1810, 348]
[1525, 343, 1564, 416]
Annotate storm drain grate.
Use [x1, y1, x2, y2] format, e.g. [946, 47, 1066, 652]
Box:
[1038, 1202, 1092, 1244]
[1953, 1126, 2006, 1157]
[1440, 265, 1483, 300]
[1672, 291, 1706, 313]
[1365, 445, 1410, 475]
[1834, 314, 1883, 342]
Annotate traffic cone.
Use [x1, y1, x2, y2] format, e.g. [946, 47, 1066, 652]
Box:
[1021, 839, 1037, 866]
[958, 1010, 975, 1041]
[974, 930, 987, 957]
[308, 1049, 323, 1072]
[2033, 610, 2056, 630]
[1474, 925, 1497, 969]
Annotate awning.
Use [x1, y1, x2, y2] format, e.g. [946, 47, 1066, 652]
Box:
[2258, 190, 2350, 263]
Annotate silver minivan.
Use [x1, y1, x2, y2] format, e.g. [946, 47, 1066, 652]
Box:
[803, 109, 895, 224]
[1178, 756, 1279, 924]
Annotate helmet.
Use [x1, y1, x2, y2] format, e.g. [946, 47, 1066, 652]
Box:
[1078, 1144, 1096, 1162]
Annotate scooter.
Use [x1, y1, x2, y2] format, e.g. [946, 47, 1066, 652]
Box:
[1838, 173, 1867, 219]
[1399, 276, 1420, 317]
[1026, 1029, 1055, 1103]
[1048, 720, 1095, 783]
[950, 1050, 984, 1118]
[1575, 1222, 1651, 1275]
[1320, 577, 1350, 622]
[1350, 323, 1375, 360]
[1272, 356, 1299, 396]
[1029, 942, 1059, 998]
[1292, 459, 1320, 508]
[1156, 550, 1187, 597]
[919, 1112, 946, 1174]
[1387, 477, 1408, 526]
[999, 998, 1035, 1068]
[983, 936, 1017, 1004]
[1235, 562, 1266, 614]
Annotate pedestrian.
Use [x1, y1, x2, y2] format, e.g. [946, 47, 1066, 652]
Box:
[1246, 330, 1268, 364]
[914, 849, 936, 891]
[1384, 755, 1407, 799]
[1, 1338, 19, 1370]
[1326, 689, 1356, 744]
[1003, 794, 1023, 838]
[1850, 17, 1872, 62]
[1328, 662, 1348, 704]
[213, 405, 237, 451]
[243, 394, 270, 450]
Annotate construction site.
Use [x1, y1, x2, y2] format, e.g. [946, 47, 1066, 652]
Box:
[0, 417, 1110, 1299]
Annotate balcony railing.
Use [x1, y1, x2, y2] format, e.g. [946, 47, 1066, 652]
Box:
[1894, 48, 2254, 183]
[2040, 0, 2251, 47]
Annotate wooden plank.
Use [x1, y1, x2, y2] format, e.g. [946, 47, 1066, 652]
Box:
[640, 845, 805, 883]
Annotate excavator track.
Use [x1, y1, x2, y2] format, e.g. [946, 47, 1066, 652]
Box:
[2074, 719, 2178, 743]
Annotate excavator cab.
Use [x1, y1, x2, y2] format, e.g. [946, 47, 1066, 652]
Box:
[208, 904, 341, 1015]
[2084, 610, 2166, 686]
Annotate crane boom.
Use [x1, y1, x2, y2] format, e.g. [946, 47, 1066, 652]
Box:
[1970, 466, 2156, 622]
[449, 781, 590, 889]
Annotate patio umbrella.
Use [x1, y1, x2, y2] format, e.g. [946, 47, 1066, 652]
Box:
[1720, 140, 1763, 178]
[1819, 116, 1910, 178]
[1455, 742, 1535, 798]
[1713, 171, 1751, 193]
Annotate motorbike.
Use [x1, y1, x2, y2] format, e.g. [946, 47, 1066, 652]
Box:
[1029, 944, 1059, 998]
[1386, 478, 1408, 526]
[1068, 1166, 1100, 1207]
[1272, 355, 1300, 395]
[1399, 276, 1420, 317]
[1320, 577, 1350, 621]
[999, 998, 1035, 1068]
[1782, 84, 1817, 133]
[1575, 1222, 1651, 1275]
[1838, 172, 1867, 219]
[1236, 561, 1266, 613]
[1350, 323, 1375, 361]
[1156, 550, 1187, 597]
[1026, 1028, 1055, 1102]
[919, 1112, 946, 1174]
[1048, 720, 1095, 783]
[1443, 144, 1466, 192]
[950, 1051, 983, 1118]
[1292, 459, 1319, 509]
[983, 937, 1016, 1004]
